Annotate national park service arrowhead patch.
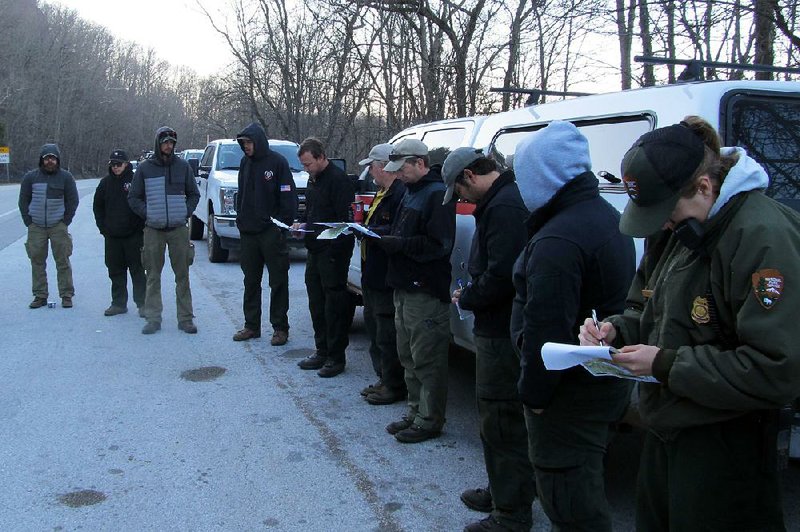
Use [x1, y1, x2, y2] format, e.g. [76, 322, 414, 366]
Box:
[691, 296, 710, 324]
[751, 268, 783, 309]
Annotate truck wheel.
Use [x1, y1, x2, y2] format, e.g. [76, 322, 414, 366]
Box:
[189, 215, 204, 240]
[207, 210, 229, 263]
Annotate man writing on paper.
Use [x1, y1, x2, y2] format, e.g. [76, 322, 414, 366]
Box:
[510, 121, 635, 531]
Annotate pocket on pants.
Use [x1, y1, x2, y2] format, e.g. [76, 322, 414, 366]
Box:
[535, 461, 593, 524]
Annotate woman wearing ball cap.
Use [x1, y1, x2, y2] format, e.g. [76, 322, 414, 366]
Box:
[579, 116, 800, 531]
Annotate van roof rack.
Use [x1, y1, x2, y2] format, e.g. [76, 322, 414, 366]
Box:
[489, 87, 593, 106]
[635, 56, 800, 82]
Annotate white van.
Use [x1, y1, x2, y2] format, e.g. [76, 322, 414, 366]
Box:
[351, 80, 800, 353]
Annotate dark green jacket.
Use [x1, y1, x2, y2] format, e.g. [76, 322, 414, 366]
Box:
[609, 191, 800, 436]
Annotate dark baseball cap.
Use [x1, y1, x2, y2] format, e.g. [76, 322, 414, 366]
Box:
[619, 124, 706, 237]
[109, 149, 128, 163]
[441, 147, 484, 204]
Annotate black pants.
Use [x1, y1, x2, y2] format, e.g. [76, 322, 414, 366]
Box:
[363, 285, 404, 391]
[240, 226, 290, 333]
[104, 232, 145, 309]
[637, 412, 786, 532]
[305, 241, 354, 364]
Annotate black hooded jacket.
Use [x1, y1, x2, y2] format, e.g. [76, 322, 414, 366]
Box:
[300, 158, 354, 253]
[93, 162, 144, 237]
[458, 170, 529, 338]
[510, 172, 635, 408]
[384, 165, 456, 303]
[235, 122, 297, 234]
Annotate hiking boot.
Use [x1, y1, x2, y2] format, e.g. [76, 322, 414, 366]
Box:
[178, 320, 198, 334]
[461, 487, 493, 513]
[142, 321, 161, 335]
[29, 297, 48, 309]
[270, 329, 288, 346]
[394, 424, 441, 444]
[365, 387, 407, 405]
[104, 305, 128, 316]
[298, 352, 327, 370]
[317, 360, 345, 378]
[360, 379, 383, 397]
[233, 328, 260, 341]
[386, 416, 414, 435]
[463, 516, 514, 532]
[61, 297, 73, 308]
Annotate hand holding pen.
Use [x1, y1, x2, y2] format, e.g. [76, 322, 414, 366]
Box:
[579, 309, 617, 347]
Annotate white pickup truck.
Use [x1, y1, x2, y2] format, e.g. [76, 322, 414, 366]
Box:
[191, 138, 309, 262]
[348, 80, 800, 354]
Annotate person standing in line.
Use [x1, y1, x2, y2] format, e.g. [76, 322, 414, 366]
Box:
[232, 122, 297, 346]
[93, 149, 146, 317]
[511, 121, 635, 531]
[375, 138, 456, 444]
[292, 137, 355, 378]
[580, 117, 799, 531]
[19, 143, 79, 309]
[128, 126, 200, 335]
[443, 148, 535, 532]
[357, 143, 407, 405]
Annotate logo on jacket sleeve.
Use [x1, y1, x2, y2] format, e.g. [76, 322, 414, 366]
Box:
[280, 185, 291, 192]
[751, 268, 783, 309]
[123, 182, 131, 193]
[263, 171, 274, 181]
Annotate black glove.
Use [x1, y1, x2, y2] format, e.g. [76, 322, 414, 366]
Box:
[375, 235, 402, 254]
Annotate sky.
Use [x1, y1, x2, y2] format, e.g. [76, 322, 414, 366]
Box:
[46, 0, 234, 77]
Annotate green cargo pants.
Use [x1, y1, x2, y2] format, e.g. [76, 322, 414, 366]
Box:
[524, 375, 631, 532]
[394, 289, 450, 432]
[475, 335, 536, 531]
[141, 225, 194, 324]
[363, 284, 404, 392]
[25, 222, 74, 299]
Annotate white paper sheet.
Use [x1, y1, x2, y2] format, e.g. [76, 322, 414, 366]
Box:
[541, 342, 659, 382]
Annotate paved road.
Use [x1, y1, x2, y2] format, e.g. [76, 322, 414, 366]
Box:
[0, 180, 796, 531]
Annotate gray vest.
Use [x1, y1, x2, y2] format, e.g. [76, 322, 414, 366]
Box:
[144, 175, 188, 229]
[30, 182, 65, 228]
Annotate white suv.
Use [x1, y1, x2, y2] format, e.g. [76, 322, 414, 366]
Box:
[191, 138, 308, 262]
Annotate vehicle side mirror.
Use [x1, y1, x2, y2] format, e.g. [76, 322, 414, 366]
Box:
[198, 166, 210, 179]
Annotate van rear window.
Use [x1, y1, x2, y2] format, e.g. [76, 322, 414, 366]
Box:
[725, 93, 800, 209]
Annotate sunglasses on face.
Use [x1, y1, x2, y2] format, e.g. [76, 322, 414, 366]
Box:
[388, 153, 418, 162]
[110, 162, 125, 168]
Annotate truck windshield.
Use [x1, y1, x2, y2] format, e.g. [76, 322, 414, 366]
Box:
[215, 143, 303, 172]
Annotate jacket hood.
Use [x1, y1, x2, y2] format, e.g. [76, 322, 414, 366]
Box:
[707, 147, 769, 219]
[236, 122, 270, 160]
[153, 126, 177, 164]
[514, 121, 592, 212]
[39, 143, 61, 167]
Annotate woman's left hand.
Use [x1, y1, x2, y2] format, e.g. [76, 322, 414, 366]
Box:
[611, 344, 660, 376]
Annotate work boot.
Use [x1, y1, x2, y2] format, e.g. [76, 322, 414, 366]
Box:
[394, 424, 441, 444]
[142, 321, 161, 335]
[233, 328, 260, 341]
[360, 379, 383, 397]
[385, 416, 414, 435]
[298, 352, 327, 370]
[178, 320, 198, 334]
[463, 516, 515, 532]
[61, 296, 73, 308]
[365, 387, 406, 405]
[29, 297, 47, 309]
[104, 305, 128, 316]
[317, 360, 345, 378]
[460, 487, 493, 513]
[270, 329, 288, 346]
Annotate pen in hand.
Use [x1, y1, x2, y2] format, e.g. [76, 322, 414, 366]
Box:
[591, 309, 605, 347]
